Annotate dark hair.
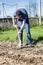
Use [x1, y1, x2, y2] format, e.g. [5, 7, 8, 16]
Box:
[16, 10, 23, 17]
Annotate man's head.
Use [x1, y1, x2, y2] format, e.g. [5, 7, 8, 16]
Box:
[16, 10, 23, 19]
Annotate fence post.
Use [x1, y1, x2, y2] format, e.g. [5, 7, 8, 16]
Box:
[38, 0, 41, 25]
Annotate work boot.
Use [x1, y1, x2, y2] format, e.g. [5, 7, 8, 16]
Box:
[25, 43, 34, 47]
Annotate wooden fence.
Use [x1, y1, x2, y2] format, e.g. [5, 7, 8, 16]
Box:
[0, 17, 43, 29]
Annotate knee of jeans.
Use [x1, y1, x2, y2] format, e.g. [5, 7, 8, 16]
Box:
[27, 33, 31, 38]
[17, 21, 22, 27]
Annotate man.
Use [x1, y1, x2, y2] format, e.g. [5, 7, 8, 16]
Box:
[12, 8, 32, 48]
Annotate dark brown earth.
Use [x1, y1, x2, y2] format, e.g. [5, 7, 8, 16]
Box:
[0, 41, 43, 65]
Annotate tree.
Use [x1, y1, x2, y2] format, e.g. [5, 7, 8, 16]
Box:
[0, 10, 1, 15]
[32, 2, 37, 17]
[25, 4, 32, 17]
[25, 2, 38, 17]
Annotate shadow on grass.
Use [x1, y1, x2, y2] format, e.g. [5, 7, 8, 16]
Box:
[32, 36, 43, 45]
[0, 27, 16, 31]
[0, 27, 16, 34]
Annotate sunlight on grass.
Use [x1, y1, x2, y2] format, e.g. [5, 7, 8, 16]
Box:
[0, 25, 43, 43]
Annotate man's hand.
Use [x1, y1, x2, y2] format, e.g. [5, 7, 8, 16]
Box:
[15, 24, 18, 30]
[18, 30, 21, 36]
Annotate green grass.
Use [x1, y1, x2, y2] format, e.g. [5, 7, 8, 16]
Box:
[0, 25, 43, 43]
[31, 25, 43, 43]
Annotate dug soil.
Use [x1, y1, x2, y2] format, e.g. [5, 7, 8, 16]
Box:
[0, 42, 43, 65]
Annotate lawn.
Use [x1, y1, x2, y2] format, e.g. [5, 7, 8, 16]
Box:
[0, 25, 43, 43]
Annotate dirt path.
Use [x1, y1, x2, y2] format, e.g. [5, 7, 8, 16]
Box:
[0, 42, 43, 65]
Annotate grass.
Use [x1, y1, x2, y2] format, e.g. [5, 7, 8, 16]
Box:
[0, 25, 43, 43]
[31, 25, 43, 43]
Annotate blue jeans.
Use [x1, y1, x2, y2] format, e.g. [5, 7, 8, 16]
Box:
[17, 20, 32, 44]
[25, 22, 32, 44]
